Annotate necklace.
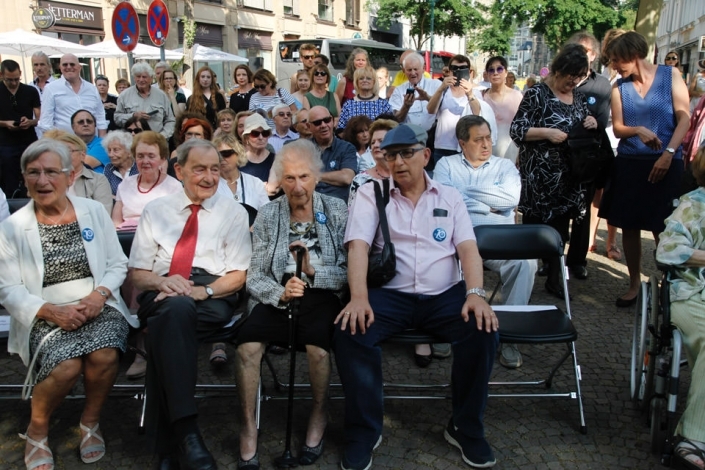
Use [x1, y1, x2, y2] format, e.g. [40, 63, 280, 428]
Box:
[39, 201, 69, 225]
[356, 94, 376, 101]
[290, 220, 314, 236]
[137, 173, 161, 194]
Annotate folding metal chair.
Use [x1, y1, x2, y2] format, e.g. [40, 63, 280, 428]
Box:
[474, 223, 587, 434]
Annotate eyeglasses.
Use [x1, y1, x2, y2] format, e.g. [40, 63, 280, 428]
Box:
[254, 83, 269, 90]
[487, 66, 505, 74]
[665, 56, 678, 61]
[3, 77, 20, 83]
[383, 147, 424, 162]
[219, 149, 237, 158]
[302, 55, 315, 60]
[450, 65, 469, 72]
[61, 62, 77, 68]
[313, 71, 328, 77]
[126, 128, 143, 134]
[185, 132, 204, 139]
[277, 112, 293, 118]
[297, 119, 308, 124]
[76, 119, 95, 125]
[24, 168, 69, 180]
[358, 76, 374, 81]
[310, 116, 333, 127]
[568, 73, 588, 83]
[248, 129, 271, 138]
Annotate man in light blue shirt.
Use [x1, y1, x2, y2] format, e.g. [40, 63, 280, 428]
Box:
[269, 103, 299, 153]
[434, 115, 536, 369]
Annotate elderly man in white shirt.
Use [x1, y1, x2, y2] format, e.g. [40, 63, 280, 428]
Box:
[38, 54, 107, 136]
[269, 103, 299, 153]
[388, 52, 442, 131]
[129, 138, 251, 469]
[434, 115, 536, 369]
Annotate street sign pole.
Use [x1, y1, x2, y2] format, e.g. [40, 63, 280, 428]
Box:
[128, 52, 135, 83]
[160, 45, 165, 62]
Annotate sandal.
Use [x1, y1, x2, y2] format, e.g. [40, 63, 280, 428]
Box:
[210, 343, 228, 365]
[19, 432, 54, 470]
[675, 439, 705, 470]
[299, 438, 324, 465]
[607, 244, 622, 261]
[79, 422, 106, 464]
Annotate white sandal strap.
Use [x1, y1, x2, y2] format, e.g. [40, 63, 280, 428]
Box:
[79, 422, 105, 448]
[19, 433, 54, 470]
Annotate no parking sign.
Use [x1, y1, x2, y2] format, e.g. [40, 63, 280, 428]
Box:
[147, 0, 170, 47]
[112, 1, 139, 52]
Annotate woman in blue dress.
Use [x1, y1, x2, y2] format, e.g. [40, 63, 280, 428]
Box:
[599, 31, 691, 307]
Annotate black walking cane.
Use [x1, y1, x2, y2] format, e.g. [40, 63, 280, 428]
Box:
[275, 245, 306, 468]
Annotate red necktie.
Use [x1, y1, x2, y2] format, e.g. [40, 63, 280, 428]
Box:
[168, 204, 201, 278]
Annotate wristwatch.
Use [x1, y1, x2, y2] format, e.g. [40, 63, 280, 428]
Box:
[205, 285, 214, 299]
[465, 287, 486, 299]
[665, 147, 675, 154]
[95, 288, 109, 298]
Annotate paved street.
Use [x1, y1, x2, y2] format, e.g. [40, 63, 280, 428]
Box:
[0, 225, 688, 469]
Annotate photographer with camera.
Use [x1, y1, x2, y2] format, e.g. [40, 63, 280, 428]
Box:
[389, 52, 442, 131]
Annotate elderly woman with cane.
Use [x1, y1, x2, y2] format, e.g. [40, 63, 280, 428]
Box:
[235, 139, 348, 469]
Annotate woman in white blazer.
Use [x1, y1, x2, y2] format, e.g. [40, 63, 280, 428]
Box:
[0, 139, 139, 470]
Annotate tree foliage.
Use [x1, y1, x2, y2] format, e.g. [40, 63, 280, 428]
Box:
[491, 0, 626, 51]
[369, 0, 484, 50]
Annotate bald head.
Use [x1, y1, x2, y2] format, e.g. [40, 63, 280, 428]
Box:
[60, 54, 81, 83]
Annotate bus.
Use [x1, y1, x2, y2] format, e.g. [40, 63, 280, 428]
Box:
[421, 50, 455, 78]
[276, 38, 404, 90]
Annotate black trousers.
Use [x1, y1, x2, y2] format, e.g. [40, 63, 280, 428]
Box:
[137, 274, 239, 453]
[566, 182, 596, 268]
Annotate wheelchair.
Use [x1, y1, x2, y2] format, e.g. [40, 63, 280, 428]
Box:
[630, 266, 687, 466]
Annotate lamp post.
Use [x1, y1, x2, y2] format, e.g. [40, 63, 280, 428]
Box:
[429, 0, 435, 56]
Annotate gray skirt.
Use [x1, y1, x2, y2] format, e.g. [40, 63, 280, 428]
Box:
[29, 306, 129, 383]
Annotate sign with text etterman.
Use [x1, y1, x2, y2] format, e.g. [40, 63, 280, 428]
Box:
[112, 1, 139, 53]
[147, 0, 169, 47]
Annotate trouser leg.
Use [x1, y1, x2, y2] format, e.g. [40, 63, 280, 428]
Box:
[567, 183, 596, 268]
[484, 258, 536, 306]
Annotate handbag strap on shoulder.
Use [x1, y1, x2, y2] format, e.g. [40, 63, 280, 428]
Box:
[373, 179, 392, 245]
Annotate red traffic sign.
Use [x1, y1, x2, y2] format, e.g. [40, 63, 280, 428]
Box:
[147, 0, 170, 47]
[112, 1, 139, 52]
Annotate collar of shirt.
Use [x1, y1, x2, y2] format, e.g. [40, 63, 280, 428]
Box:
[460, 155, 492, 170]
[274, 129, 298, 139]
[60, 76, 87, 91]
[176, 189, 219, 213]
[389, 170, 440, 197]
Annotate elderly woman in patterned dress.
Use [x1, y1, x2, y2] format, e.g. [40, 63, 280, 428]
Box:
[510, 44, 597, 298]
[235, 139, 348, 469]
[0, 139, 139, 470]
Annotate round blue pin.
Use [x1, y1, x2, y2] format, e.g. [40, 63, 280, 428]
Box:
[315, 212, 327, 224]
[588, 96, 596, 105]
[433, 228, 447, 242]
[329, 161, 336, 169]
[82, 228, 95, 242]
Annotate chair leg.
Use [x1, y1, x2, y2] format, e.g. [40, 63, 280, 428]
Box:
[545, 344, 573, 388]
[138, 385, 147, 435]
[569, 341, 587, 434]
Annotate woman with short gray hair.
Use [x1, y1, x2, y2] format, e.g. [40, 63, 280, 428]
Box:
[102, 131, 137, 196]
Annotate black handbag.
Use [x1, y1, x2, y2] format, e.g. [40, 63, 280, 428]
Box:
[566, 121, 613, 184]
[367, 179, 397, 288]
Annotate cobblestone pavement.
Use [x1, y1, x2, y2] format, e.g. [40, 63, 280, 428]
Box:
[0, 225, 689, 469]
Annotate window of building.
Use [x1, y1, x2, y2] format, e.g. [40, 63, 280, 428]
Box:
[345, 0, 360, 27]
[318, 0, 333, 22]
[283, 0, 300, 16]
[241, 0, 274, 12]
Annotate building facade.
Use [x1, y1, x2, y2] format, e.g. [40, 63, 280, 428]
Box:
[656, 0, 705, 82]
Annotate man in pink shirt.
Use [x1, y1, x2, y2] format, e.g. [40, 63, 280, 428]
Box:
[334, 124, 500, 470]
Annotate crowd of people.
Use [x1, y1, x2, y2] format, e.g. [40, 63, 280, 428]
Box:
[0, 31, 704, 470]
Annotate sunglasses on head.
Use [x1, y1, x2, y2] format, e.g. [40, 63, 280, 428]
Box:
[219, 149, 237, 158]
[127, 128, 143, 134]
[313, 71, 328, 77]
[249, 129, 271, 138]
[310, 116, 333, 127]
[254, 83, 269, 90]
[487, 66, 505, 74]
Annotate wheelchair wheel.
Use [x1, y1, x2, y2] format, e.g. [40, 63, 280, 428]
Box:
[643, 276, 661, 409]
[631, 281, 650, 406]
[650, 396, 668, 455]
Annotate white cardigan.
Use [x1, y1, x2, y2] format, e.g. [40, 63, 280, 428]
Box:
[0, 195, 139, 365]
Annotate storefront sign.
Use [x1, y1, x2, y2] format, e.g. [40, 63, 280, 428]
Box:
[238, 29, 272, 51]
[38, 1, 104, 30]
[32, 7, 56, 29]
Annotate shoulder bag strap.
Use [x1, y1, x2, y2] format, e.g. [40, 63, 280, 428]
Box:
[374, 180, 391, 245]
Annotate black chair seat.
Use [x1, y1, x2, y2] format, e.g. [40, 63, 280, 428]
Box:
[495, 308, 577, 344]
[117, 229, 135, 258]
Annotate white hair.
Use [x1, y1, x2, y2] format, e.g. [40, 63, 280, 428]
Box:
[403, 52, 425, 69]
[131, 62, 154, 77]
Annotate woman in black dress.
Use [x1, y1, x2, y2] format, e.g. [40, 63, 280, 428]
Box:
[510, 44, 598, 298]
[229, 64, 256, 114]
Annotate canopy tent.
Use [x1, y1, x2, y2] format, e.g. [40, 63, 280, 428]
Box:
[0, 29, 92, 58]
[173, 44, 247, 63]
[78, 41, 183, 60]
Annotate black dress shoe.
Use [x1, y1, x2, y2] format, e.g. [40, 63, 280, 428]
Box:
[179, 433, 217, 470]
[414, 353, 432, 368]
[155, 453, 181, 470]
[545, 281, 571, 300]
[615, 295, 637, 308]
[570, 265, 588, 280]
[299, 438, 324, 465]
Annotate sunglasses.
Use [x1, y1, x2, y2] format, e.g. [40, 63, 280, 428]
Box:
[310, 116, 333, 127]
[665, 56, 678, 61]
[61, 62, 77, 68]
[254, 83, 269, 90]
[450, 65, 469, 72]
[219, 149, 237, 158]
[313, 71, 328, 77]
[302, 55, 315, 60]
[76, 119, 95, 125]
[126, 128, 143, 134]
[277, 112, 293, 118]
[248, 129, 271, 138]
[383, 147, 424, 162]
[487, 66, 505, 74]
